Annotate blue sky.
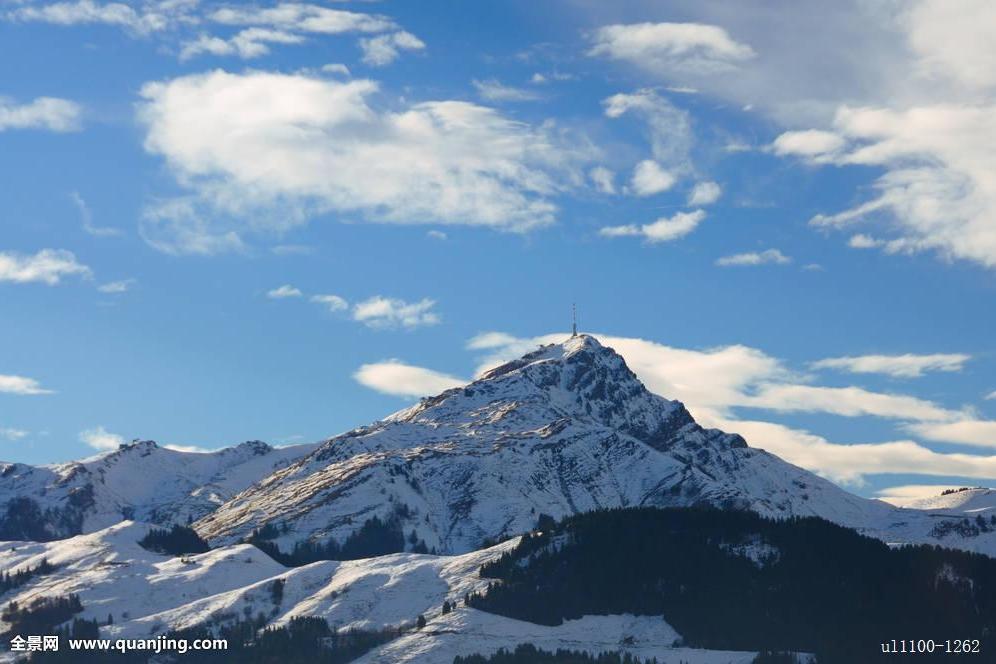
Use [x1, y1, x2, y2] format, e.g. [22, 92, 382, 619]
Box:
[2, 0, 995, 503]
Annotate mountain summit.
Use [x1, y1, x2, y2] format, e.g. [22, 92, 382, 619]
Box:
[193, 335, 897, 553]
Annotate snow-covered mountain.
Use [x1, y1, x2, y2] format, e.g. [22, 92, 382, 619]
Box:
[0, 440, 317, 541]
[193, 335, 996, 556]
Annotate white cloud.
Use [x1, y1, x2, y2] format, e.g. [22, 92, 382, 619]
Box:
[79, 425, 125, 451]
[848, 233, 883, 249]
[874, 484, 966, 506]
[589, 22, 755, 75]
[267, 284, 302, 299]
[902, 0, 996, 91]
[427, 230, 447, 240]
[360, 30, 425, 66]
[603, 89, 693, 169]
[7, 0, 179, 34]
[71, 192, 120, 237]
[0, 249, 91, 285]
[321, 63, 350, 76]
[530, 71, 574, 85]
[589, 166, 615, 194]
[354, 360, 465, 397]
[716, 417, 996, 486]
[744, 384, 957, 422]
[13, 2, 409, 62]
[771, 129, 845, 161]
[803, 104, 996, 269]
[715, 248, 790, 267]
[137, 70, 590, 253]
[139, 198, 247, 256]
[0, 428, 28, 441]
[180, 28, 305, 60]
[600, 210, 705, 244]
[352, 296, 439, 329]
[908, 420, 996, 448]
[98, 279, 135, 294]
[0, 96, 81, 132]
[310, 294, 348, 312]
[987, 391, 996, 401]
[210, 4, 393, 35]
[0, 375, 54, 396]
[628, 160, 675, 196]
[688, 181, 721, 206]
[811, 353, 970, 378]
[472, 79, 540, 103]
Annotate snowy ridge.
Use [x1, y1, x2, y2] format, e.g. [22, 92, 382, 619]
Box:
[895, 488, 996, 514]
[191, 334, 996, 557]
[0, 440, 318, 540]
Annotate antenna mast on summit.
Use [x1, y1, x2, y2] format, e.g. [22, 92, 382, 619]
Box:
[572, 303, 578, 337]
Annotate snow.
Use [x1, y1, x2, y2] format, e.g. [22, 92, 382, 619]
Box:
[895, 488, 996, 514]
[0, 523, 814, 664]
[0, 440, 318, 539]
[357, 610, 788, 664]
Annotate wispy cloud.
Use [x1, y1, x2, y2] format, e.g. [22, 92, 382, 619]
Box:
[79, 425, 124, 451]
[0, 427, 28, 441]
[603, 89, 693, 171]
[812, 353, 970, 378]
[688, 181, 721, 206]
[71, 192, 121, 238]
[180, 28, 305, 61]
[310, 293, 349, 312]
[98, 279, 136, 294]
[472, 79, 541, 103]
[7, 0, 181, 35]
[589, 166, 615, 194]
[0, 374, 53, 396]
[359, 30, 424, 66]
[589, 22, 755, 75]
[907, 420, 996, 449]
[354, 360, 465, 397]
[0, 249, 91, 285]
[352, 296, 439, 329]
[716, 249, 791, 267]
[0, 96, 81, 132]
[267, 284, 303, 299]
[600, 210, 705, 244]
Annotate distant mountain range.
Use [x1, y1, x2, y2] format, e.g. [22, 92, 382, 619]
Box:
[0, 440, 316, 540]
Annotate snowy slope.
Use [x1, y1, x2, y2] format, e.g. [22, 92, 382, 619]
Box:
[0, 440, 317, 540]
[193, 335, 996, 556]
[895, 487, 996, 513]
[0, 521, 504, 639]
[0, 523, 807, 664]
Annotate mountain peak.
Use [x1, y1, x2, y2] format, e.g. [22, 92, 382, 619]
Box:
[382, 333, 712, 458]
